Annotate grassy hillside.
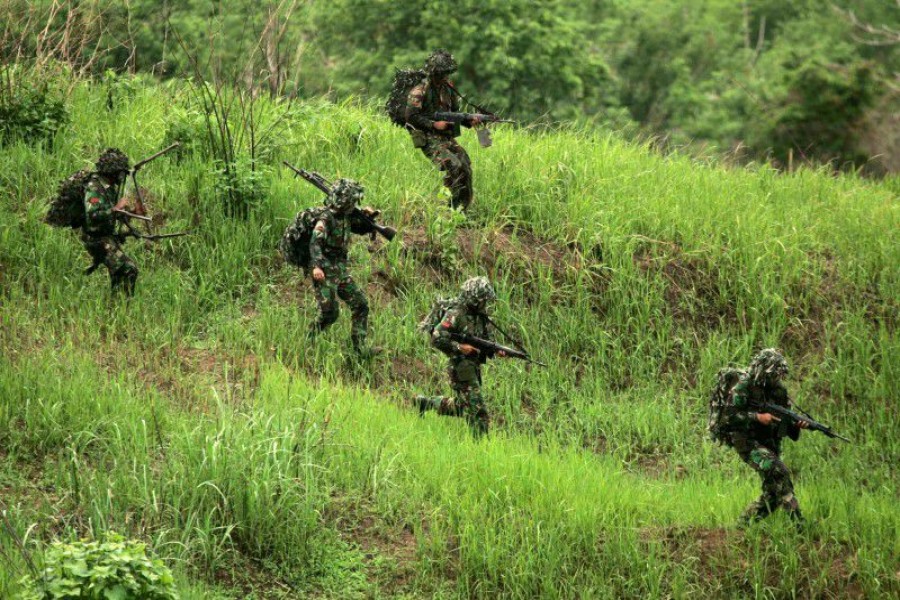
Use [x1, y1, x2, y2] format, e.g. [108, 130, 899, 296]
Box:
[0, 79, 897, 599]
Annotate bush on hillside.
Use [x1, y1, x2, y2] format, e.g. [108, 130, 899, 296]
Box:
[16, 532, 177, 600]
[0, 86, 68, 145]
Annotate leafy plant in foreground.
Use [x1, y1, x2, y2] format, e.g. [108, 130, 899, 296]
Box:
[16, 533, 177, 600]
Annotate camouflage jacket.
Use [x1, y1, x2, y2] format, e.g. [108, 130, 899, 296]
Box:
[725, 374, 800, 443]
[405, 77, 461, 138]
[82, 174, 119, 237]
[431, 302, 492, 359]
[309, 208, 377, 268]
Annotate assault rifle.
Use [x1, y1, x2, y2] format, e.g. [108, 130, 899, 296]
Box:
[448, 332, 547, 367]
[761, 402, 851, 443]
[282, 161, 397, 242]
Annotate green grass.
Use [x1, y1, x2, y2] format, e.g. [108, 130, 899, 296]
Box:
[0, 77, 897, 598]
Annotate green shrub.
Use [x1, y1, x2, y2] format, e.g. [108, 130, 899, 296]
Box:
[0, 87, 68, 145]
[17, 533, 177, 600]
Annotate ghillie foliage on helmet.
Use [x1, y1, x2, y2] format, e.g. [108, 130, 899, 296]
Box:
[748, 348, 789, 382]
[459, 276, 496, 307]
[326, 178, 364, 213]
[95, 148, 130, 179]
[424, 49, 458, 77]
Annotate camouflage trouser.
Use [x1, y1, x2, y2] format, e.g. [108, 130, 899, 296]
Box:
[418, 135, 473, 211]
[733, 437, 801, 524]
[82, 234, 138, 296]
[310, 261, 370, 349]
[420, 357, 488, 437]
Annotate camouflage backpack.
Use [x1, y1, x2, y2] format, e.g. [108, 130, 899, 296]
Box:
[707, 367, 746, 444]
[418, 296, 457, 334]
[45, 170, 91, 229]
[385, 69, 426, 126]
[278, 207, 330, 269]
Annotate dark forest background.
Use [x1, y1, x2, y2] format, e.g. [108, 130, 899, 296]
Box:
[2, 0, 898, 174]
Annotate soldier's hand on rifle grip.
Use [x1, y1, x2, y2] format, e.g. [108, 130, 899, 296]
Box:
[433, 121, 450, 131]
[312, 267, 326, 282]
[469, 115, 483, 126]
[497, 350, 507, 358]
[458, 343, 479, 356]
[756, 413, 780, 426]
[797, 420, 809, 429]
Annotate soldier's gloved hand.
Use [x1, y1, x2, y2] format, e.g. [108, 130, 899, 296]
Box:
[312, 267, 326, 282]
[458, 343, 480, 356]
[755, 412, 780, 426]
[360, 206, 381, 219]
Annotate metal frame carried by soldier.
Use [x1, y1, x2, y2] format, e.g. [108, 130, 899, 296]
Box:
[279, 169, 394, 359]
[386, 49, 511, 212]
[414, 277, 522, 437]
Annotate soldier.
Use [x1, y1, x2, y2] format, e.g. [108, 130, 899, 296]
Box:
[414, 277, 509, 437]
[722, 349, 808, 526]
[82, 148, 139, 296]
[308, 178, 382, 358]
[404, 49, 481, 211]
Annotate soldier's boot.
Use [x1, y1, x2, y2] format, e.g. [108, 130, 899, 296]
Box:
[782, 495, 805, 531]
[413, 395, 433, 417]
[110, 262, 138, 297]
[351, 333, 382, 359]
[738, 497, 772, 528]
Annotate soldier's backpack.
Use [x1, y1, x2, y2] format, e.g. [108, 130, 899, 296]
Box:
[418, 296, 458, 334]
[385, 69, 426, 126]
[45, 170, 91, 229]
[279, 207, 331, 269]
[707, 367, 746, 444]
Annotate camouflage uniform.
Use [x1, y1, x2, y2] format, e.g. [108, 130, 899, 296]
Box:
[416, 277, 498, 436]
[723, 349, 803, 525]
[309, 179, 377, 355]
[405, 50, 474, 211]
[82, 149, 138, 296]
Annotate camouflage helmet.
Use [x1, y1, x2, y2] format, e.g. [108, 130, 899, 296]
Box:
[748, 348, 789, 382]
[424, 49, 457, 76]
[95, 148, 130, 178]
[326, 178, 364, 212]
[459, 276, 496, 307]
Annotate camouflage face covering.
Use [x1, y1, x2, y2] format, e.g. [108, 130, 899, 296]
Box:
[424, 49, 457, 77]
[95, 148, 130, 179]
[459, 276, 496, 308]
[327, 178, 364, 213]
[749, 348, 789, 382]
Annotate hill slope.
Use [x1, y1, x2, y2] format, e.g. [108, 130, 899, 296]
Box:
[0, 79, 897, 598]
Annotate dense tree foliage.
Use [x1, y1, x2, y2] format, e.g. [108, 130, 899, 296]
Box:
[1, 0, 897, 171]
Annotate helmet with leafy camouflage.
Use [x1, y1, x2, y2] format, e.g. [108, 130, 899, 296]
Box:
[459, 276, 496, 307]
[95, 148, 130, 179]
[424, 49, 458, 77]
[748, 348, 789, 382]
[326, 178, 364, 213]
